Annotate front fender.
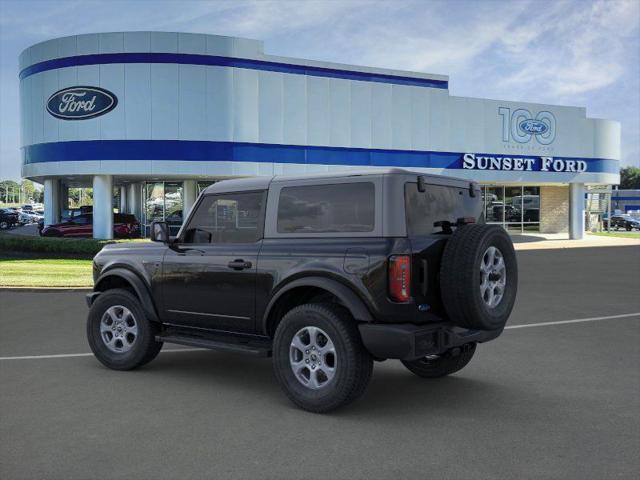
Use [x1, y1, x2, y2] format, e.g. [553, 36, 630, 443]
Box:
[92, 267, 160, 322]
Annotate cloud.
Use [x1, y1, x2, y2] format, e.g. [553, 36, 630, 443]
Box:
[492, 0, 639, 101]
[0, 0, 638, 180]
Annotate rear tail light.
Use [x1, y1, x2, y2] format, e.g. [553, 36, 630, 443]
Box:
[388, 255, 411, 302]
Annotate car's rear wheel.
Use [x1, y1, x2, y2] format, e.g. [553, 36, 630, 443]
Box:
[0, 221, 8, 230]
[87, 289, 163, 370]
[440, 224, 518, 331]
[401, 343, 476, 378]
[273, 303, 373, 413]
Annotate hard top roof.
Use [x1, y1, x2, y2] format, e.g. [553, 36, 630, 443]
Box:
[202, 168, 472, 194]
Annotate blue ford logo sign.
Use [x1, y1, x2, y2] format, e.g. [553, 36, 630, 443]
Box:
[46, 86, 117, 120]
[518, 119, 548, 135]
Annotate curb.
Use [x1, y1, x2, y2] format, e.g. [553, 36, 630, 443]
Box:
[514, 240, 640, 251]
[0, 287, 92, 292]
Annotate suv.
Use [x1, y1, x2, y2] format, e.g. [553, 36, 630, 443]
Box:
[87, 169, 517, 412]
[605, 214, 640, 231]
[0, 208, 20, 229]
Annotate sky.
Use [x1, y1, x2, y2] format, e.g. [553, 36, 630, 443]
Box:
[0, 0, 638, 181]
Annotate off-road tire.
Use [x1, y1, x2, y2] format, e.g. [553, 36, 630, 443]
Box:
[273, 303, 373, 413]
[440, 224, 517, 330]
[87, 288, 163, 370]
[401, 343, 476, 378]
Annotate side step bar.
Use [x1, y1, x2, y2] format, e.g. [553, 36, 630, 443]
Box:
[157, 328, 272, 357]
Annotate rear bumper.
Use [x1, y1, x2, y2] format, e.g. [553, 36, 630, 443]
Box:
[358, 322, 503, 361]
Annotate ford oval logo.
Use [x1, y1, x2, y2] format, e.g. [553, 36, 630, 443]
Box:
[518, 119, 548, 135]
[46, 86, 117, 120]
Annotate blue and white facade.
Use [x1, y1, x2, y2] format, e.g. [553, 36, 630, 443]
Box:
[19, 32, 621, 239]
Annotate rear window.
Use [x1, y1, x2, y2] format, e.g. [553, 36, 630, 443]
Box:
[277, 183, 375, 234]
[405, 183, 466, 236]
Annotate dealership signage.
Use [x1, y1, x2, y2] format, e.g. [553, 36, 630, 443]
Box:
[46, 86, 117, 120]
[498, 107, 556, 145]
[463, 153, 587, 173]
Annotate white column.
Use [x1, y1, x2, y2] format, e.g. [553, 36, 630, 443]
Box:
[93, 175, 113, 239]
[569, 183, 585, 240]
[183, 180, 198, 221]
[60, 184, 69, 211]
[119, 185, 127, 213]
[43, 178, 60, 226]
[127, 183, 142, 219]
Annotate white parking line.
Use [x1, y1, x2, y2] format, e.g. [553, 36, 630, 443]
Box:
[505, 312, 640, 330]
[1, 312, 639, 361]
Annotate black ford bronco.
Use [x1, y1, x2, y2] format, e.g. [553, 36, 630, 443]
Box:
[87, 169, 517, 412]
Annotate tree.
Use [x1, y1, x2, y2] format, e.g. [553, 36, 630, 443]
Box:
[0, 180, 20, 204]
[21, 179, 36, 202]
[619, 166, 640, 189]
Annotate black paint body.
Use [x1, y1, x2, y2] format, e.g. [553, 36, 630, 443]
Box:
[91, 170, 491, 358]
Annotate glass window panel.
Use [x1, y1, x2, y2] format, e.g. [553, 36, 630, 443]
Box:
[405, 183, 469, 236]
[197, 181, 215, 194]
[505, 186, 522, 232]
[277, 183, 375, 234]
[184, 192, 264, 244]
[165, 182, 184, 236]
[522, 186, 540, 231]
[484, 186, 504, 224]
[144, 182, 164, 236]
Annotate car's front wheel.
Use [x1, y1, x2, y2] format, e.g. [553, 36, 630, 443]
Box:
[87, 288, 163, 370]
[401, 343, 476, 378]
[273, 303, 373, 413]
[0, 221, 8, 230]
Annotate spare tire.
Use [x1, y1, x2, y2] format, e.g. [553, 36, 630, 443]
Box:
[440, 224, 517, 330]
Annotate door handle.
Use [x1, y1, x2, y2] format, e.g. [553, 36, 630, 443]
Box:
[228, 259, 252, 270]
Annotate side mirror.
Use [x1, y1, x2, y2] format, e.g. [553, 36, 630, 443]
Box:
[151, 221, 169, 243]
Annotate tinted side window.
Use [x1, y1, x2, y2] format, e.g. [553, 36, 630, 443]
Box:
[277, 183, 375, 233]
[183, 192, 264, 244]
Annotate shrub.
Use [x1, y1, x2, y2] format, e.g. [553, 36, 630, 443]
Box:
[0, 233, 148, 258]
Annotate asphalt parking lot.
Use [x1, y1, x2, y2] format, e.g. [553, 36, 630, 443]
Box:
[1, 246, 639, 480]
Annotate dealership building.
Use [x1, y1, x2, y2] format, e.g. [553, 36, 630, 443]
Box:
[19, 32, 621, 239]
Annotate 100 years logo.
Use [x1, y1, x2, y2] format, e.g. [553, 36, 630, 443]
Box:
[498, 107, 556, 145]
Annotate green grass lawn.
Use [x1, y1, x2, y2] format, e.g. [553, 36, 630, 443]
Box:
[589, 231, 640, 239]
[0, 257, 93, 287]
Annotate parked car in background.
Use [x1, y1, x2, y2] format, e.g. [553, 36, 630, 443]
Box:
[605, 214, 640, 231]
[488, 202, 519, 222]
[41, 213, 141, 238]
[0, 208, 20, 229]
[18, 211, 42, 225]
[60, 206, 93, 221]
